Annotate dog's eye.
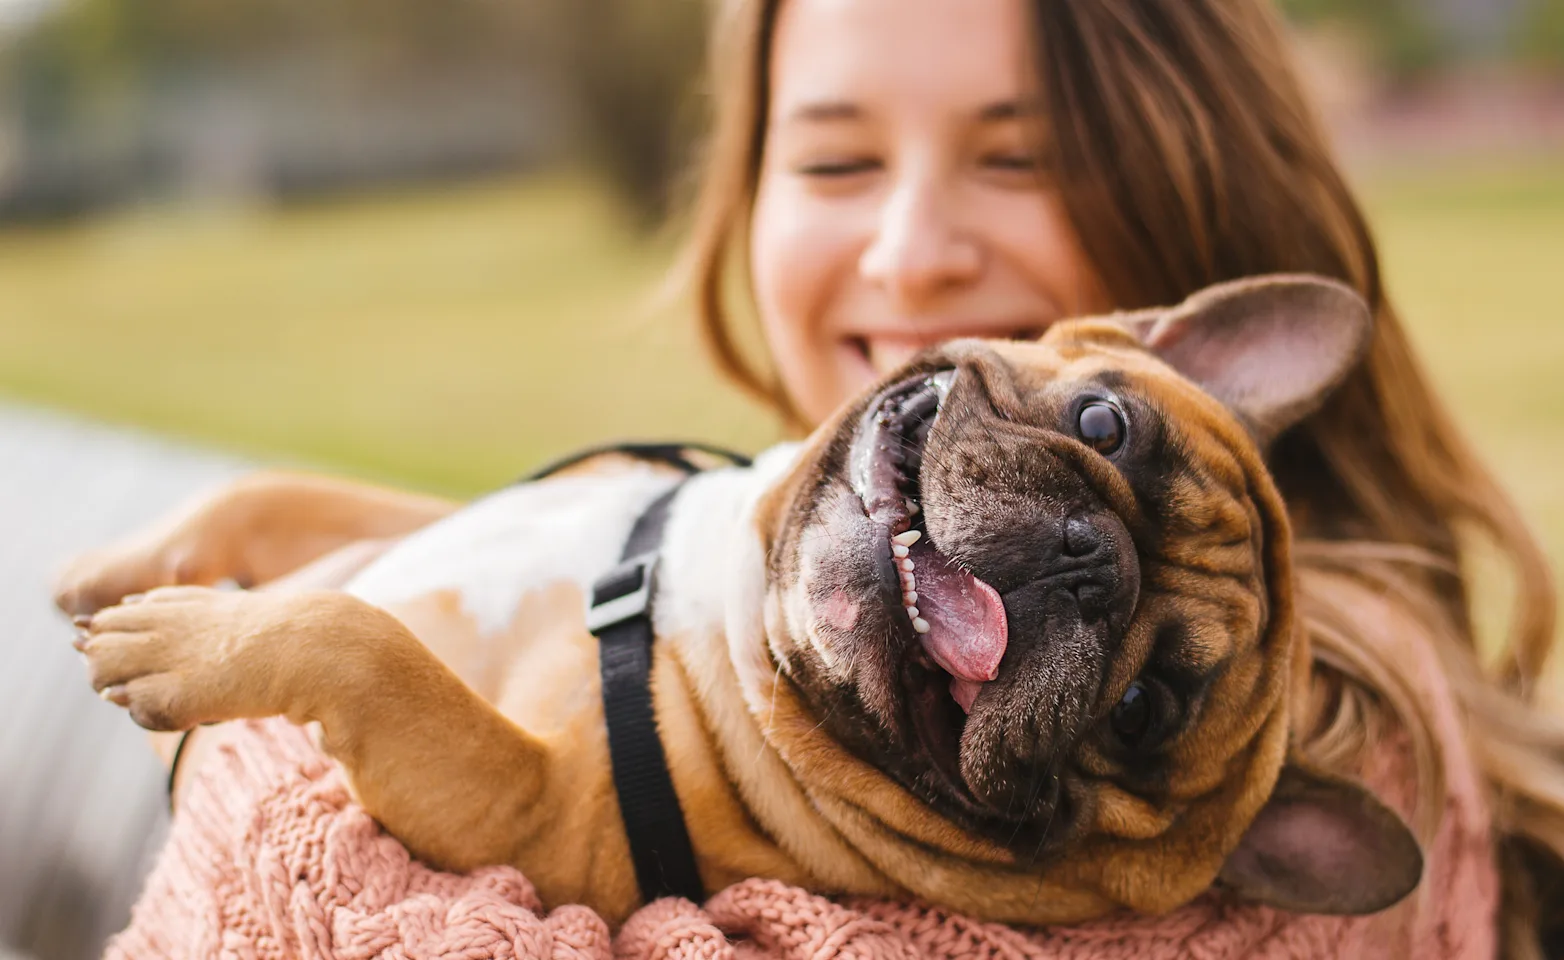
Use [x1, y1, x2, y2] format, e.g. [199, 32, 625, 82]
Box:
[1110, 681, 1155, 747]
[1077, 402, 1126, 455]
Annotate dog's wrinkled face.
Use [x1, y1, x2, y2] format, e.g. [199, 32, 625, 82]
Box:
[766, 323, 1283, 842]
[755, 276, 1421, 917]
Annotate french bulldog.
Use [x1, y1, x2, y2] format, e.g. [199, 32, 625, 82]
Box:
[59, 274, 1422, 926]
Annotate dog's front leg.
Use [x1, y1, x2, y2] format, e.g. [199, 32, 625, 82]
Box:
[75, 586, 550, 873]
[54, 471, 457, 617]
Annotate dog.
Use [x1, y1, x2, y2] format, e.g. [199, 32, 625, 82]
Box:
[57, 274, 1423, 926]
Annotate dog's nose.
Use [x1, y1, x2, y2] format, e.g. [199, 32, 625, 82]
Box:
[1063, 516, 1104, 558]
[1052, 512, 1140, 623]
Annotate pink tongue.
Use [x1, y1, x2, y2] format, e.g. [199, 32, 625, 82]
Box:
[908, 541, 1008, 708]
[950, 678, 985, 714]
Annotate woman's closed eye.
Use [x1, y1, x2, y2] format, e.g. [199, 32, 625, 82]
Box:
[981, 152, 1041, 170]
[794, 157, 882, 178]
[978, 151, 1050, 185]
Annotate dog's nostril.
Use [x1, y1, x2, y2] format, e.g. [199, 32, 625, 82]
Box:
[1063, 517, 1102, 558]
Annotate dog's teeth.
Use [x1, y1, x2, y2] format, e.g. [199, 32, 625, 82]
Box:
[892, 530, 922, 547]
[903, 590, 918, 605]
[891, 544, 909, 559]
[905, 606, 919, 619]
[902, 573, 917, 592]
[912, 617, 931, 634]
[905, 500, 920, 516]
[897, 558, 915, 573]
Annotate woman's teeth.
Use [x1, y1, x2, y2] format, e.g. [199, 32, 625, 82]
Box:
[891, 529, 929, 633]
[865, 339, 930, 377]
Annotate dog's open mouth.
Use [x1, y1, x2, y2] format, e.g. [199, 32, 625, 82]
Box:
[849, 371, 1011, 771]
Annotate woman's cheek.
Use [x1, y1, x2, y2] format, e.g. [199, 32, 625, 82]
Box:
[751, 186, 864, 422]
[980, 187, 1108, 316]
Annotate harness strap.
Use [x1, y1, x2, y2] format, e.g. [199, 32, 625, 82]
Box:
[587, 481, 705, 904]
[548, 442, 747, 903]
[552, 443, 748, 904]
[518, 441, 752, 484]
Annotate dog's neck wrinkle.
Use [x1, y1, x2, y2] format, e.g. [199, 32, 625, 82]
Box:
[652, 445, 900, 895]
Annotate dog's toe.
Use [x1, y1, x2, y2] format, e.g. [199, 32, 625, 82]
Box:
[142, 585, 222, 605]
[86, 590, 210, 634]
[54, 574, 114, 619]
[81, 630, 167, 693]
[81, 632, 207, 730]
[85, 603, 158, 635]
[120, 675, 197, 731]
[52, 542, 199, 619]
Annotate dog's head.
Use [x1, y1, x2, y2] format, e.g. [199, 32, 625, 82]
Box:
[756, 275, 1421, 918]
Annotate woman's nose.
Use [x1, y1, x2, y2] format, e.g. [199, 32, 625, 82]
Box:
[859, 176, 981, 312]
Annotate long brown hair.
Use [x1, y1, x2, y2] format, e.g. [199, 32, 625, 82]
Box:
[676, 0, 1563, 953]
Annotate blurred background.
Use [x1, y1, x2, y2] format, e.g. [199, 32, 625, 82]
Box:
[0, 1, 1561, 958]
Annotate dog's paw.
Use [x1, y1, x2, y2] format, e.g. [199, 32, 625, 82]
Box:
[73, 586, 269, 731]
[54, 526, 239, 618]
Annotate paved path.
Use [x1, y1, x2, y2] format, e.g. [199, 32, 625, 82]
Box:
[0, 403, 247, 960]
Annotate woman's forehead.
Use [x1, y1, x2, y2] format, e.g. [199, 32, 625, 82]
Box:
[768, 0, 1034, 123]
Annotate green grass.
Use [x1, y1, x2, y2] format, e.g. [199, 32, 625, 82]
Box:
[1357, 161, 1564, 673]
[1363, 162, 1564, 541]
[1, 162, 1559, 669]
[0, 175, 777, 495]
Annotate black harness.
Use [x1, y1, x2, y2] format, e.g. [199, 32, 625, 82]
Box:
[172, 442, 750, 905]
[567, 442, 750, 904]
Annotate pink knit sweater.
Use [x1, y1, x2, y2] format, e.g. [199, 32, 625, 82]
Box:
[108, 623, 1500, 960]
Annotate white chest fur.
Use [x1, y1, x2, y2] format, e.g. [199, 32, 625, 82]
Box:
[346, 465, 676, 633]
[343, 445, 801, 642]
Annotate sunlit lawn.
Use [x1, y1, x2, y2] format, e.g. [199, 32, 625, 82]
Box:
[0, 176, 777, 496]
[1363, 163, 1564, 554]
[1, 161, 1560, 674]
[1358, 162, 1564, 681]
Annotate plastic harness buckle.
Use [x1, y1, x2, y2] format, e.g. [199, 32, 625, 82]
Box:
[586, 552, 660, 634]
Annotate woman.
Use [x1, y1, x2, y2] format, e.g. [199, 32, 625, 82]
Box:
[681, 0, 1564, 949]
[88, 0, 1562, 955]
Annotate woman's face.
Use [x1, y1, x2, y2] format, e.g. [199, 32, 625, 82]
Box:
[750, 0, 1109, 427]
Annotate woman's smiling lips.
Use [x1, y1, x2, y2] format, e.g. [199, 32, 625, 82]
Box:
[843, 323, 1055, 376]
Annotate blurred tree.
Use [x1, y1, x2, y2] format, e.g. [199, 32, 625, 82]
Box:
[551, 0, 708, 228]
[2, 0, 152, 216]
[10, 0, 138, 132]
[1514, 0, 1564, 67]
[0, 0, 710, 225]
[1279, 0, 1449, 80]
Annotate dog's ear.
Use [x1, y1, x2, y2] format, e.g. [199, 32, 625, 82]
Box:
[1132, 274, 1373, 444]
[1218, 763, 1423, 915]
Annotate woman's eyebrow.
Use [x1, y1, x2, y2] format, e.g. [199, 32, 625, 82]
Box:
[780, 99, 1039, 126]
[782, 101, 863, 124]
[977, 100, 1041, 122]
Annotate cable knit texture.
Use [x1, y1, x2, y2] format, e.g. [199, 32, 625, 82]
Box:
[108, 621, 1499, 960]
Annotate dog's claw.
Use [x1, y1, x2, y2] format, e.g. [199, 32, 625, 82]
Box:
[99, 684, 128, 705]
